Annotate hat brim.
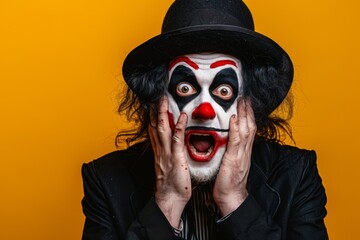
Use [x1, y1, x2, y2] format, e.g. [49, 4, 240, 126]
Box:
[123, 25, 291, 76]
[122, 25, 293, 113]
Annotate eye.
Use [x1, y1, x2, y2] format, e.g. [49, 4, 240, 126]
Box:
[176, 82, 197, 97]
[212, 84, 233, 100]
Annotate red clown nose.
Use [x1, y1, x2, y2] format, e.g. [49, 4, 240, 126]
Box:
[192, 102, 216, 120]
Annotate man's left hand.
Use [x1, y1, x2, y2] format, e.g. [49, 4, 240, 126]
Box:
[213, 98, 257, 217]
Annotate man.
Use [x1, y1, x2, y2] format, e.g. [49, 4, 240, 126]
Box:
[81, 0, 328, 239]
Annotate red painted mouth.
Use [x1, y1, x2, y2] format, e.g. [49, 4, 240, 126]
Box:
[185, 129, 227, 162]
[167, 111, 228, 162]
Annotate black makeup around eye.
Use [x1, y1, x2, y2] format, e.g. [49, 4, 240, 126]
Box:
[209, 68, 239, 112]
[168, 65, 201, 111]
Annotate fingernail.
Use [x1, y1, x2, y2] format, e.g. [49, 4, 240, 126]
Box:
[181, 112, 188, 119]
[231, 114, 237, 124]
[160, 95, 168, 103]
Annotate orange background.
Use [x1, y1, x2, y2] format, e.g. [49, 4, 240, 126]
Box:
[1, 0, 359, 239]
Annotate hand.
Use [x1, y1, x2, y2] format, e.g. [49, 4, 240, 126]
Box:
[213, 98, 257, 217]
[148, 96, 191, 228]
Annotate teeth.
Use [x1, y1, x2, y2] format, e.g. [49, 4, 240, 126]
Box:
[189, 144, 214, 157]
[192, 133, 211, 136]
[187, 132, 215, 159]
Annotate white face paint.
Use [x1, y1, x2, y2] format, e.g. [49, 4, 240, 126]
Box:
[166, 53, 243, 183]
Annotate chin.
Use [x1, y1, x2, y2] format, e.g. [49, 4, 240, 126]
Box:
[186, 147, 225, 184]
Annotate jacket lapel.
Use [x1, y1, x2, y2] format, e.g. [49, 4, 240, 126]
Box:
[129, 143, 155, 217]
[248, 162, 281, 218]
[248, 139, 281, 217]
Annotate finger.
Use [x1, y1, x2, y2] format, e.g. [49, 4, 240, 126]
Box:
[237, 98, 247, 119]
[225, 99, 246, 156]
[157, 96, 172, 149]
[225, 114, 240, 156]
[245, 99, 257, 151]
[245, 99, 256, 131]
[171, 112, 188, 154]
[148, 124, 160, 150]
[149, 106, 157, 128]
[237, 98, 250, 147]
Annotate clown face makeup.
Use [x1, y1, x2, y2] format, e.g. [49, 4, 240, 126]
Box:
[166, 53, 243, 183]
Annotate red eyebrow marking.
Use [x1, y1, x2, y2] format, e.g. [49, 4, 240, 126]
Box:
[210, 60, 237, 69]
[168, 57, 199, 70]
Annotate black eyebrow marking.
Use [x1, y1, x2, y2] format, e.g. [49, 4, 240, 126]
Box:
[167, 65, 201, 111]
[209, 68, 239, 112]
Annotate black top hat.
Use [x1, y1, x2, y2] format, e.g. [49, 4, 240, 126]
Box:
[122, 0, 293, 113]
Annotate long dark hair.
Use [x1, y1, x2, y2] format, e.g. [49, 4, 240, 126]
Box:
[116, 57, 293, 147]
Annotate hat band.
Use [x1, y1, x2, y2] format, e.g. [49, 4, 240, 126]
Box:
[162, 8, 254, 34]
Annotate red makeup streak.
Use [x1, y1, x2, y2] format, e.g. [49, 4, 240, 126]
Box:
[168, 56, 199, 70]
[167, 111, 175, 133]
[185, 129, 228, 162]
[210, 60, 237, 69]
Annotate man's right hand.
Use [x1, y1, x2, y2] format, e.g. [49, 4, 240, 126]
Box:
[148, 96, 191, 229]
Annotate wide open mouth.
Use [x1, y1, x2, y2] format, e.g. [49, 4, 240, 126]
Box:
[185, 129, 227, 162]
[189, 134, 215, 157]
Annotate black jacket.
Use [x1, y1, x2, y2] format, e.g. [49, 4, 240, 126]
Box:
[81, 138, 328, 239]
